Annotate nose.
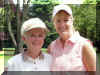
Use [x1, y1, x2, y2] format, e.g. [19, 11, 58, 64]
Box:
[60, 21, 66, 29]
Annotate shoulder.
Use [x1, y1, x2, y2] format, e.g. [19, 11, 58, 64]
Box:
[42, 52, 52, 60]
[47, 39, 57, 53]
[79, 36, 88, 43]
[49, 39, 57, 47]
[82, 37, 96, 59]
[78, 35, 93, 46]
[82, 40, 95, 53]
[79, 35, 94, 53]
[6, 53, 23, 71]
[77, 35, 95, 56]
[80, 35, 93, 50]
[8, 53, 22, 63]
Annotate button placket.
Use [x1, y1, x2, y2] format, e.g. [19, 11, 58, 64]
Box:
[32, 58, 37, 71]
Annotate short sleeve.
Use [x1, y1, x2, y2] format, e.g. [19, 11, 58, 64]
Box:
[86, 39, 93, 46]
[6, 59, 15, 71]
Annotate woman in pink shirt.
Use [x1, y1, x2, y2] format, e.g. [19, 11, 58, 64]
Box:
[48, 4, 96, 72]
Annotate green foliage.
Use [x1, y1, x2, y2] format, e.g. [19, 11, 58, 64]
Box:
[96, 4, 100, 43]
[31, 0, 60, 4]
[83, 0, 96, 4]
[72, 4, 96, 42]
[44, 32, 58, 48]
[0, 8, 5, 31]
[0, 0, 98, 49]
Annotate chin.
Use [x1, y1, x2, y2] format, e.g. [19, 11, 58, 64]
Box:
[34, 46, 42, 49]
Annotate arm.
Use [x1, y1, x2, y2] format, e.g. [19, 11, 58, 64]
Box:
[82, 41, 96, 71]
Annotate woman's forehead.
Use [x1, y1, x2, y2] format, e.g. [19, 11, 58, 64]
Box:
[26, 28, 45, 34]
[54, 11, 71, 19]
[57, 11, 70, 16]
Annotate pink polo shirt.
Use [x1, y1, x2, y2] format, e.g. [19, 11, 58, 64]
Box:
[49, 31, 89, 71]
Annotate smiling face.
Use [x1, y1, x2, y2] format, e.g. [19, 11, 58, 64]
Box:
[53, 10, 74, 40]
[23, 28, 46, 52]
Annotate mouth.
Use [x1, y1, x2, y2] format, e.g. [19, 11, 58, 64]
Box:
[31, 42, 37, 45]
[59, 30, 66, 33]
[32, 42, 39, 45]
[62, 32, 68, 34]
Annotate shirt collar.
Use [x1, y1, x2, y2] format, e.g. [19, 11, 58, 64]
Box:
[22, 50, 44, 62]
[68, 31, 80, 43]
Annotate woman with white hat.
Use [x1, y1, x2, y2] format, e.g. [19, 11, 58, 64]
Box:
[48, 4, 96, 72]
[6, 18, 52, 71]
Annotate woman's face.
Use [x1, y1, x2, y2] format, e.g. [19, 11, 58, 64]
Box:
[23, 28, 45, 51]
[53, 11, 74, 40]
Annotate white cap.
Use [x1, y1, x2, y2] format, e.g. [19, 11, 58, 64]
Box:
[21, 18, 47, 36]
[52, 4, 72, 20]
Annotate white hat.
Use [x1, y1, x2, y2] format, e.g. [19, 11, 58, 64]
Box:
[52, 4, 72, 20]
[21, 18, 47, 36]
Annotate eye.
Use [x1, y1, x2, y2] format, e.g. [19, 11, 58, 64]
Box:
[29, 34, 36, 38]
[56, 19, 61, 23]
[39, 34, 45, 38]
[39, 35, 43, 37]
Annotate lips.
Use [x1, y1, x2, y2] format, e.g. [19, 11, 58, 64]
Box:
[62, 32, 69, 34]
[58, 29, 64, 33]
[32, 42, 40, 45]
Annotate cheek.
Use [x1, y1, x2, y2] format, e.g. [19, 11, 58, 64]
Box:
[54, 22, 58, 28]
[67, 21, 73, 26]
[65, 22, 73, 29]
[39, 40, 44, 45]
[25, 38, 34, 44]
[35, 40, 44, 48]
[54, 24, 61, 31]
[34, 39, 44, 45]
[25, 40, 32, 46]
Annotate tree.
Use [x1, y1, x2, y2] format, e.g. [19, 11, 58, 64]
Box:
[72, 4, 96, 45]
[4, 0, 31, 54]
[96, 2, 100, 52]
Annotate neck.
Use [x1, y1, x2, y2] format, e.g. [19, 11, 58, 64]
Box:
[26, 48, 41, 59]
[64, 29, 75, 40]
[59, 37, 66, 48]
[60, 30, 75, 46]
